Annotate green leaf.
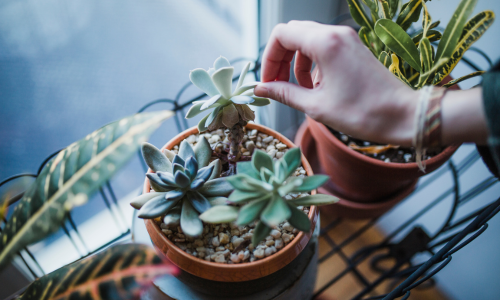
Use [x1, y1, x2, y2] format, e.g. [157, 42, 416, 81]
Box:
[0, 111, 173, 270]
[379, 51, 392, 68]
[174, 171, 190, 188]
[377, 0, 390, 19]
[347, 0, 374, 31]
[190, 68, 220, 97]
[375, 19, 421, 72]
[226, 174, 254, 192]
[252, 150, 273, 173]
[194, 136, 212, 168]
[236, 161, 260, 179]
[278, 177, 303, 196]
[199, 205, 239, 223]
[388, 0, 400, 19]
[207, 196, 228, 206]
[274, 159, 288, 184]
[283, 148, 301, 178]
[252, 221, 272, 246]
[421, 1, 431, 37]
[237, 197, 270, 226]
[178, 140, 195, 161]
[359, 26, 377, 56]
[208, 159, 222, 180]
[197, 113, 210, 133]
[361, 0, 378, 15]
[389, 54, 413, 87]
[249, 97, 271, 107]
[435, 0, 478, 62]
[419, 37, 433, 73]
[141, 142, 172, 173]
[185, 101, 212, 119]
[294, 175, 329, 192]
[130, 192, 166, 209]
[433, 10, 495, 85]
[164, 206, 181, 226]
[19, 244, 177, 300]
[181, 198, 203, 237]
[290, 194, 340, 206]
[205, 106, 223, 129]
[138, 194, 180, 219]
[228, 190, 267, 203]
[212, 67, 234, 99]
[187, 191, 211, 214]
[198, 178, 233, 197]
[443, 71, 485, 88]
[261, 196, 291, 227]
[286, 202, 311, 232]
[418, 57, 449, 87]
[412, 30, 442, 47]
[396, 0, 423, 31]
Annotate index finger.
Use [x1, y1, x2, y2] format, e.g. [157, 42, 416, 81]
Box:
[260, 21, 321, 83]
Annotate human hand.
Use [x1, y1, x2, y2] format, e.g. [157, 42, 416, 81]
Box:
[254, 21, 419, 146]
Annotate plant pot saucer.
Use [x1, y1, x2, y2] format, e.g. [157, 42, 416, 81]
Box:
[295, 119, 417, 219]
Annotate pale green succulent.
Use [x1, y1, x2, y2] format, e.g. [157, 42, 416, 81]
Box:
[130, 138, 232, 237]
[185, 56, 271, 132]
[199, 148, 339, 245]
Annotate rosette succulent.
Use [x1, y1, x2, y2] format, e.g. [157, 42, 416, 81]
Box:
[199, 148, 339, 245]
[130, 138, 233, 237]
[185, 56, 271, 162]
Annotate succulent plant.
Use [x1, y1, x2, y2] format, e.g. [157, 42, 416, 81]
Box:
[199, 148, 339, 245]
[130, 138, 233, 237]
[349, 0, 494, 89]
[185, 56, 271, 163]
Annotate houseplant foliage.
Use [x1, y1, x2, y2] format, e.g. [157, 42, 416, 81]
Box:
[185, 56, 271, 165]
[0, 110, 173, 270]
[348, 0, 495, 89]
[18, 244, 177, 300]
[199, 148, 339, 246]
[131, 140, 233, 237]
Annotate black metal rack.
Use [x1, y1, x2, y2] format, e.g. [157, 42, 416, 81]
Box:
[1, 30, 499, 300]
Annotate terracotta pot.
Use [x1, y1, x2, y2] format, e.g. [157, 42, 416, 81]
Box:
[295, 120, 416, 219]
[306, 115, 459, 203]
[143, 123, 319, 284]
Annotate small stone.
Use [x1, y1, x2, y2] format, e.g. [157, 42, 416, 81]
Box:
[254, 248, 265, 259]
[282, 233, 293, 243]
[275, 239, 284, 249]
[263, 136, 274, 143]
[230, 253, 241, 263]
[175, 243, 187, 250]
[299, 169, 306, 175]
[265, 240, 275, 246]
[248, 244, 255, 251]
[194, 239, 204, 247]
[196, 246, 206, 252]
[216, 246, 225, 251]
[162, 229, 173, 235]
[232, 237, 245, 248]
[270, 229, 281, 239]
[276, 143, 287, 150]
[242, 232, 253, 240]
[276, 151, 284, 159]
[245, 141, 256, 153]
[384, 158, 391, 163]
[214, 255, 226, 263]
[282, 222, 294, 232]
[264, 247, 274, 257]
[212, 236, 220, 247]
[198, 252, 206, 258]
[173, 238, 186, 243]
[268, 149, 277, 158]
[292, 228, 299, 234]
[363, 141, 370, 146]
[205, 256, 211, 261]
[231, 228, 240, 236]
[222, 249, 231, 257]
[187, 135, 197, 144]
[256, 141, 262, 148]
[404, 153, 412, 162]
[266, 145, 276, 152]
[341, 134, 349, 142]
[250, 129, 258, 137]
[242, 151, 251, 156]
[219, 233, 230, 244]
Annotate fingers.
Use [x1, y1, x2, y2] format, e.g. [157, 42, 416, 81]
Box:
[294, 51, 313, 88]
[254, 81, 313, 113]
[260, 21, 320, 83]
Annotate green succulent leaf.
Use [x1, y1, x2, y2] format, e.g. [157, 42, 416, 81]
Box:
[347, 0, 374, 31]
[230, 95, 255, 105]
[190, 179, 204, 190]
[375, 19, 421, 72]
[252, 221, 272, 246]
[252, 150, 274, 174]
[180, 198, 203, 237]
[214, 56, 231, 70]
[283, 148, 302, 178]
[165, 190, 185, 201]
[226, 174, 254, 192]
[194, 137, 212, 168]
[293, 175, 329, 192]
[207, 196, 228, 206]
[162, 149, 175, 162]
[172, 155, 185, 167]
[261, 196, 291, 227]
[249, 97, 271, 106]
[212, 67, 234, 99]
[290, 194, 340, 206]
[0, 111, 173, 270]
[141, 142, 172, 173]
[190, 68, 219, 97]
[197, 114, 210, 133]
[138, 193, 180, 219]
[274, 159, 288, 184]
[172, 163, 185, 175]
[164, 206, 181, 226]
[198, 178, 233, 197]
[237, 197, 270, 226]
[19, 244, 177, 300]
[443, 71, 485, 88]
[157, 172, 177, 187]
[237, 161, 260, 179]
[396, 0, 423, 31]
[278, 177, 303, 196]
[199, 205, 238, 224]
[178, 140, 196, 161]
[236, 61, 251, 90]
[186, 191, 211, 214]
[286, 202, 311, 232]
[435, 0, 478, 62]
[185, 101, 219, 119]
[185, 157, 199, 181]
[174, 171, 191, 188]
[195, 165, 214, 182]
[228, 190, 267, 203]
[205, 106, 223, 128]
[147, 173, 176, 191]
[130, 192, 166, 209]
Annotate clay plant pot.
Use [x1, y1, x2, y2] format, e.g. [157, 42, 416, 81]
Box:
[295, 120, 416, 219]
[306, 115, 459, 203]
[143, 123, 320, 295]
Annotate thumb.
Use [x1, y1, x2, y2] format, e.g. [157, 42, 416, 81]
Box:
[254, 81, 312, 113]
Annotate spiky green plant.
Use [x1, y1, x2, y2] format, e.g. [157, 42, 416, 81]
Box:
[349, 0, 494, 89]
[130, 138, 233, 237]
[199, 148, 339, 245]
[185, 56, 271, 163]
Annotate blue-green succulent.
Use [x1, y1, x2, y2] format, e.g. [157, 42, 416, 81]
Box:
[130, 138, 232, 237]
[199, 148, 339, 245]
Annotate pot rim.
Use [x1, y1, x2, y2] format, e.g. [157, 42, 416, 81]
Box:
[306, 115, 460, 170]
[143, 122, 319, 281]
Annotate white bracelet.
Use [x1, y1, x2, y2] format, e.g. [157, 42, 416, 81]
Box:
[413, 85, 433, 172]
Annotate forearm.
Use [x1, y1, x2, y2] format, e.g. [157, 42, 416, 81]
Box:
[441, 87, 489, 145]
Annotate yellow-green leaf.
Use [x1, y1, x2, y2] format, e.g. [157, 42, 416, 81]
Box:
[377, 0, 391, 19]
[396, 0, 423, 31]
[388, 0, 400, 19]
[19, 244, 177, 300]
[419, 37, 433, 73]
[347, 0, 374, 31]
[375, 19, 422, 72]
[435, 0, 478, 62]
[413, 30, 442, 47]
[443, 71, 485, 88]
[0, 111, 173, 270]
[421, 1, 431, 37]
[389, 54, 412, 87]
[359, 26, 377, 56]
[361, 0, 378, 15]
[379, 51, 392, 68]
[433, 10, 495, 85]
[418, 57, 449, 88]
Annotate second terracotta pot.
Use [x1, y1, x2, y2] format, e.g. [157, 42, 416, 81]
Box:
[307, 115, 459, 203]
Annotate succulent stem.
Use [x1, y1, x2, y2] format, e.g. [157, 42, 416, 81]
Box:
[226, 120, 247, 163]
